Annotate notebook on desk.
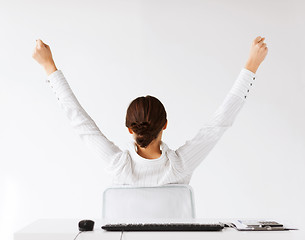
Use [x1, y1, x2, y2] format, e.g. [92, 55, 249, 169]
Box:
[230, 220, 298, 231]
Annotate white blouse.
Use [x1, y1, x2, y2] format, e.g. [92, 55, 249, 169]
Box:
[46, 68, 256, 186]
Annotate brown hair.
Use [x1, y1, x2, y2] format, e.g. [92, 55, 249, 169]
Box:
[125, 95, 167, 148]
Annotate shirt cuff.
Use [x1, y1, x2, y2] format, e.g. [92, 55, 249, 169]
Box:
[229, 68, 256, 99]
[45, 69, 71, 100]
[46, 69, 64, 83]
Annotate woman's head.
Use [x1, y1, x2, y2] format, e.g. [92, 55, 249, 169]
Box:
[125, 95, 167, 148]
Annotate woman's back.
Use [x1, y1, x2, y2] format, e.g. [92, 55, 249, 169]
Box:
[44, 67, 256, 186]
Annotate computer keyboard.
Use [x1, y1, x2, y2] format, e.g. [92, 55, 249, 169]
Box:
[102, 223, 224, 231]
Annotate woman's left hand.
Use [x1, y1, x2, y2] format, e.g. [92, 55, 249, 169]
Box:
[32, 39, 57, 75]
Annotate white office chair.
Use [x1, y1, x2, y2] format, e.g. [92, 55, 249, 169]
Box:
[102, 184, 196, 221]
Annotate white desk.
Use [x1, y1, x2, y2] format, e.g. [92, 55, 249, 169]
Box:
[14, 219, 304, 240]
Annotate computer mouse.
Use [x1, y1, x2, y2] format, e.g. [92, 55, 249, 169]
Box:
[78, 220, 95, 231]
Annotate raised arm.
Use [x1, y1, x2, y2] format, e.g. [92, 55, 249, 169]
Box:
[32, 39, 124, 171]
[174, 36, 268, 174]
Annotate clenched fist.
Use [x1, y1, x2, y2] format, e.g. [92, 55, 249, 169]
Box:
[32, 39, 57, 75]
[245, 36, 268, 73]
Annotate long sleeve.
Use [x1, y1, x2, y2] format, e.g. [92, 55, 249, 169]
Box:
[46, 70, 123, 170]
[174, 68, 256, 174]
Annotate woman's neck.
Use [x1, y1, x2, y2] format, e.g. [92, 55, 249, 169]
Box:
[136, 140, 162, 159]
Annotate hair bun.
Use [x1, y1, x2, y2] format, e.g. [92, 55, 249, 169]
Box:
[131, 121, 150, 135]
[125, 95, 167, 148]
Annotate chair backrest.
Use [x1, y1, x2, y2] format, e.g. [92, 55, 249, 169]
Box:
[102, 184, 196, 221]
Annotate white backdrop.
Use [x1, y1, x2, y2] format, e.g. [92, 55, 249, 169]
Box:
[0, 0, 304, 239]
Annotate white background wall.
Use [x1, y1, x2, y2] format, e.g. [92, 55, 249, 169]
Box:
[0, 0, 304, 239]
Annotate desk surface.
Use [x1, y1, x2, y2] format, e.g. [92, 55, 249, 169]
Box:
[14, 219, 304, 240]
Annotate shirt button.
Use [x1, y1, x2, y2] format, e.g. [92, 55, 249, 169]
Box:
[247, 89, 250, 92]
[244, 96, 247, 99]
[253, 77, 255, 80]
[57, 97, 60, 100]
[250, 83, 253, 86]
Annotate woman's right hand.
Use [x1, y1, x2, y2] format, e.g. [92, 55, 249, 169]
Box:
[245, 36, 268, 73]
[32, 39, 57, 75]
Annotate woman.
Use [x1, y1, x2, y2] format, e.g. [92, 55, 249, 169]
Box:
[32, 36, 268, 186]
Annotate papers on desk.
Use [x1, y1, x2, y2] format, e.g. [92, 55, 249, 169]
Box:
[231, 220, 298, 231]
